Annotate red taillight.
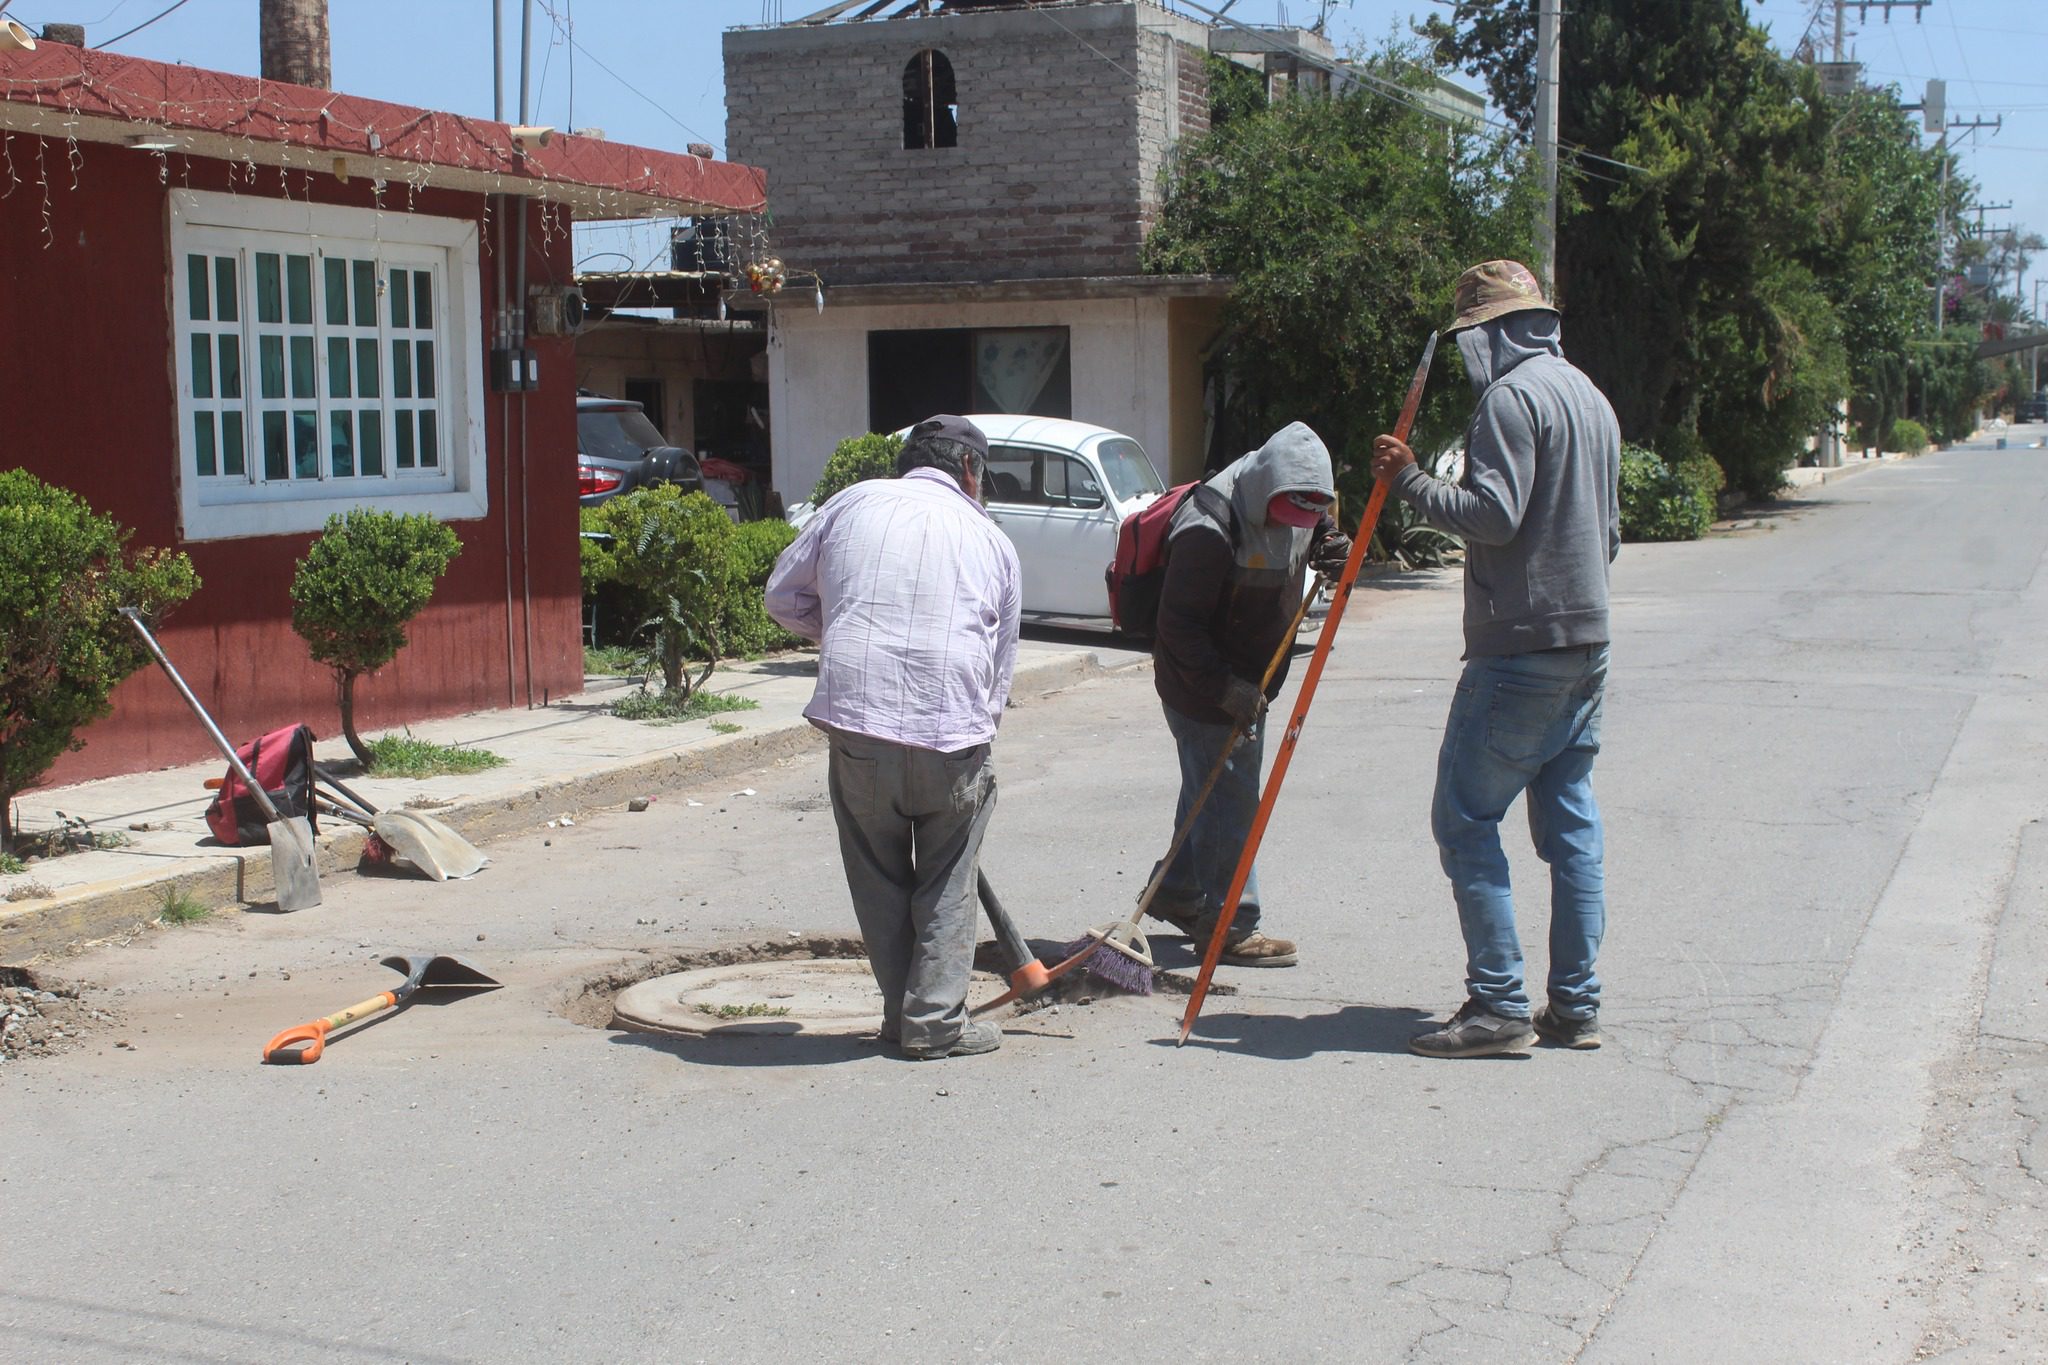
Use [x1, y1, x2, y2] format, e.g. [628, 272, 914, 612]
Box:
[578, 463, 622, 497]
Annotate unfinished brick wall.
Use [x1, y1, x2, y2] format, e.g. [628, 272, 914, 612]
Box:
[724, 3, 1209, 285]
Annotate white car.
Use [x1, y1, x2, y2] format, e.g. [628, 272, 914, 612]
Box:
[789, 416, 1169, 623]
[958, 414, 1167, 622]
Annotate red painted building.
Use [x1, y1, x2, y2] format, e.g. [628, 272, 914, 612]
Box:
[0, 43, 766, 783]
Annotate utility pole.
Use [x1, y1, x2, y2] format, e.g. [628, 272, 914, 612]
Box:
[1933, 116, 2003, 334]
[1832, 0, 1934, 61]
[259, 0, 330, 89]
[1534, 0, 1560, 296]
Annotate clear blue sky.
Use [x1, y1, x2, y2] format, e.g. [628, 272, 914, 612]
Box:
[52, 0, 2048, 305]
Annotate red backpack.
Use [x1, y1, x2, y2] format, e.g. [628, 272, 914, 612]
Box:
[1105, 482, 1231, 639]
[205, 723, 318, 846]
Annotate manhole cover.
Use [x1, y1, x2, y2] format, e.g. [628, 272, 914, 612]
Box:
[615, 959, 978, 1037]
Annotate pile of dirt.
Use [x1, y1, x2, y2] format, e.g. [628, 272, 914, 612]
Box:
[0, 966, 117, 1062]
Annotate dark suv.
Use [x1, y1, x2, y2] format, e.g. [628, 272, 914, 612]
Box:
[2019, 391, 2048, 424]
[577, 395, 704, 507]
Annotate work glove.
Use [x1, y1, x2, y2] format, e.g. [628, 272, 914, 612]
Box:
[1220, 676, 1268, 730]
[1311, 529, 1353, 578]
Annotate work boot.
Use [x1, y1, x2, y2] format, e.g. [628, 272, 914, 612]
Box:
[1533, 1005, 1602, 1050]
[1219, 931, 1297, 968]
[1408, 1000, 1535, 1058]
[901, 1019, 1002, 1061]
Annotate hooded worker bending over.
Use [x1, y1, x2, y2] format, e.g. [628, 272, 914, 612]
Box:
[1146, 422, 1351, 967]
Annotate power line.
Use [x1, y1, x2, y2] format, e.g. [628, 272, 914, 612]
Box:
[535, 0, 714, 149]
[92, 0, 191, 50]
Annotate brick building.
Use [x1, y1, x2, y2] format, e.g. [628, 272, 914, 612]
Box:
[724, 0, 1279, 500]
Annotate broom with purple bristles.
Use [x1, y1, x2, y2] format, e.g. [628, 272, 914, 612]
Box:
[1048, 579, 1327, 997]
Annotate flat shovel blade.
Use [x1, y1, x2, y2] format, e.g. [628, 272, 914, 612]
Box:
[268, 815, 322, 911]
[372, 810, 488, 882]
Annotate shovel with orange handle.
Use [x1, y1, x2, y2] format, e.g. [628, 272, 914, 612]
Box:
[1176, 331, 1439, 1046]
[262, 954, 501, 1064]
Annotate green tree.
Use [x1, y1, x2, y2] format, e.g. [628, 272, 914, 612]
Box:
[289, 508, 462, 768]
[583, 487, 736, 698]
[1144, 43, 1542, 508]
[809, 432, 903, 507]
[0, 470, 198, 849]
[1427, 1, 1850, 496]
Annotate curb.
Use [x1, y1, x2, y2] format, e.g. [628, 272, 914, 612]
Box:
[1, 648, 1147, 964]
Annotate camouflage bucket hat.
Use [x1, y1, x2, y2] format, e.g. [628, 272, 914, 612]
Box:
[1447, 259, 1557, 333]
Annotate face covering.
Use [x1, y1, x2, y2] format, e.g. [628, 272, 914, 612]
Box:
[1456, 310, 1565, 398]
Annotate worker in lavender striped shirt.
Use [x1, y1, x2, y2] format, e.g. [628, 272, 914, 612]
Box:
[765, 416, 1023, 1060]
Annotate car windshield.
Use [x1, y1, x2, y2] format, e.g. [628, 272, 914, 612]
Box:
[1094, 437, 1165, 502]
[578, 407, 667, 462]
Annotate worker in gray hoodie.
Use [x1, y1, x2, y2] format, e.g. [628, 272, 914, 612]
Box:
[1149, 421, 1350, 967]
[1371, 260, 1621, 1058]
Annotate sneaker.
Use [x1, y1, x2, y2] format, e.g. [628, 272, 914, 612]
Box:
[1533, 1005, 1602, 1050]
[1142, 893, 1203, 935]
[901, 1019, 1002, 1061]
[1408, 1000, 1536, 1058]
[1219, 931, 1297, 968]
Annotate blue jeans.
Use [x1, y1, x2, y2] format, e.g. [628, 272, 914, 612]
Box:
[1432, 644, 1608, 1020]
[1154, 703, 1263, 940]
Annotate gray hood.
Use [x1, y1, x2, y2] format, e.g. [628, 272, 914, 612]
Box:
[1456, 310, 1565, 397]
[1172, 421, 1335, 572]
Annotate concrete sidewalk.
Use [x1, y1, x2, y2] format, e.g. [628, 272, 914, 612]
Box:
[0, 635, 1146, 962]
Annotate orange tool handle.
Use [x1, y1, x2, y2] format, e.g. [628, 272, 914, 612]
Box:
[261, 990, 397, 1064]
[1177, 332, 1439, 1046]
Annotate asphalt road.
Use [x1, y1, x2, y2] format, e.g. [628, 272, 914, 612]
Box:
[5, 432, 2046, 1363]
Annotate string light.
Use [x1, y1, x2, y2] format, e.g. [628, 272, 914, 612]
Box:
[1, 131, 16, 199]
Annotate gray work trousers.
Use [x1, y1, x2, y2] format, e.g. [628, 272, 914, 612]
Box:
[825, 728, 996, 1051]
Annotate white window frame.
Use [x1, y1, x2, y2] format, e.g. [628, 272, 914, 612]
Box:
[168, 190, 488, 541]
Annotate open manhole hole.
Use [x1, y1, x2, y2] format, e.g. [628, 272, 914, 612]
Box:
[566, 936, 1224, 1038]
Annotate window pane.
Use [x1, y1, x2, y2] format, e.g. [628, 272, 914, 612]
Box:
[324, 257, 348, 326]
[190, 333, 213, 398]
[327, 338, 352, 399]
[392, 340, 413, 399]
[391, 268, 411, 328]
[412, 272, 433, 329]
[415, 339, 436, 399]
[329, 411, 355, 478]
[263, 411, 288, 480]
[286, 255, 312, 325]
[356, 338, 380, 398]
[222, 410, 246, 477]
[419, 410, 438, 468]
[259, 335, 284, 398]
[396, 411, 416, 469]
[359, 409, 383, 475]
[186, 255, 209, 321]
[194, 411, 217, 477]
[290, 336, 316, 399]
[215, 256, 239, 322]
[293, 411, 319, 479]
[256, 253, 280, 323]
[352, 260, 375, 325]
[218, 335, 242, 398]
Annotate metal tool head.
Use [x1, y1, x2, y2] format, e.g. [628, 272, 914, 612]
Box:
[380, 954, 502, 1002]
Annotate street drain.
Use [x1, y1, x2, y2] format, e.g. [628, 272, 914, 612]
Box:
[563, 936, 1225, 1037]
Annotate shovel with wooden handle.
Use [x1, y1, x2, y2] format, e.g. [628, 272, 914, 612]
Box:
[262, 954, 501, 1064]
[120, 607, 322, 913]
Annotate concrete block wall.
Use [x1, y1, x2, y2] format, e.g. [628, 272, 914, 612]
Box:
[725, 2, 1209, 285]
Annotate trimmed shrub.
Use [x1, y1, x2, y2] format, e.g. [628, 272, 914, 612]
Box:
[810, 432, 903, 507]
[1619, 444, 1715, 543]
[1887, 418, 1928, 455]
[722, 518, 801, 657]
[582, 487, 736, 697]
[290, 509, 462, 769]
[0, 471, 199, 849]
